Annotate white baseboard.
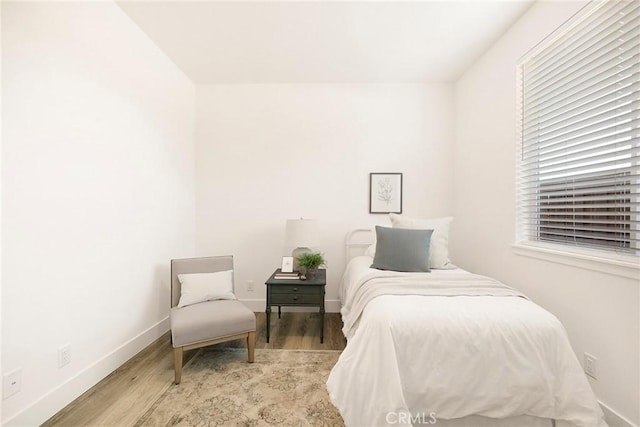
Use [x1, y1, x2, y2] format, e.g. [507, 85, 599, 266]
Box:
[240, 299, 341, 313]
[601, 401, 637, 427]
[4, 317, 170, 427]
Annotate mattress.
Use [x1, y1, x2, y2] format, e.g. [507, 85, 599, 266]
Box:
[326, 256, 608, 427]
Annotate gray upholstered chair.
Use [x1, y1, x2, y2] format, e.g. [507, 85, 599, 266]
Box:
[170, 256, 256, 384]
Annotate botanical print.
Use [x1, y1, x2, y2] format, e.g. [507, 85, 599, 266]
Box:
[370, 173, 402, 214]
[377, 177, 394, 207]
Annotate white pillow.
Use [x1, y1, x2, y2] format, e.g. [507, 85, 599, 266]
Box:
[389, 214, 453, 269]
[364, 225, 383, 258]
[177, 270, 236, 308]
[364, 243, 376, 257]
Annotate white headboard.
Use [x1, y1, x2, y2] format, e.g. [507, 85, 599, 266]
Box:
[345, 228, 375, 264]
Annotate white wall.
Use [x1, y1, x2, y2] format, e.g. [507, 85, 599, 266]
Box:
[0, 2, 3, 423]
[453, 1, 639, 425]
[196, 84, 454, 310]
[2, 2, 195, 424]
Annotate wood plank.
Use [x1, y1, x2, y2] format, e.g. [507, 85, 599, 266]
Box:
[43, 312, 344, 426]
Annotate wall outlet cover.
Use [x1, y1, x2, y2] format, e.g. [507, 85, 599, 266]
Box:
[584, 352, 597, 379]
[58, 344, 71, 368]
[3, 369, 21, 399]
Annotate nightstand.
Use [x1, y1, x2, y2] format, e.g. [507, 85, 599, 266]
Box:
[265, 269, 326, 343]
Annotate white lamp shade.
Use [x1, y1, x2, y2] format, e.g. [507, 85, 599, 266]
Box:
[285, 219, 320, 248]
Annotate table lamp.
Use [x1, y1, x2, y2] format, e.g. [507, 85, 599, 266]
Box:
[285, 218, 319, 271]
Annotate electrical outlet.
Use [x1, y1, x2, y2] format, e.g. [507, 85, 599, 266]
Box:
[247, 280, 254, 292]
[58, 344, 71, 368]
[584, 353, 597, 379]
[3, 369, 21, 399]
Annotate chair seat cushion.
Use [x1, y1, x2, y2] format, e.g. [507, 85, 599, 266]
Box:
[171, 300, 256, 347]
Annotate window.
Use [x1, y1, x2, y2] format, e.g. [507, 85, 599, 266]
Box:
[516, 0, 640, 257]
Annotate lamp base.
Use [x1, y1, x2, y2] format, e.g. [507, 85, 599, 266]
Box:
[292, 247, 312, 272]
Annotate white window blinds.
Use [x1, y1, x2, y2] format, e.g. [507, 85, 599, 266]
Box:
[517, 0, 640, 255]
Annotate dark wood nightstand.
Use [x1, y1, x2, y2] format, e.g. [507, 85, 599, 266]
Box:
[265, 269, 326, 343]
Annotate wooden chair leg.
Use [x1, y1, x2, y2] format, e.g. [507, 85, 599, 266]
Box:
[247, 331, 255, 363]
[174, 347, 184, 384]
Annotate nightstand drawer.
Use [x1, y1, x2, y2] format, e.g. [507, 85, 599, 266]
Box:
[270, 293, 322, 305]
[270, 285, 321, 295]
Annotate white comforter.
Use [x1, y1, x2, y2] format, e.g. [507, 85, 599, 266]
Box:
[327, 256, 608, 427]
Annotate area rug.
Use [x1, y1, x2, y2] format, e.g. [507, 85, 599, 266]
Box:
[134, 348, 345, 427]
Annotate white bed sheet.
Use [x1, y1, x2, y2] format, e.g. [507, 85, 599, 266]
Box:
[327, 256, 607, 427]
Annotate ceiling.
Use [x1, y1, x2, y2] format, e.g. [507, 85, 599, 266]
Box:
[117, 1, 534, 84]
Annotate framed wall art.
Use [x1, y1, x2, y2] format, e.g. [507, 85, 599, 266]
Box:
[369, 172, 403, 214]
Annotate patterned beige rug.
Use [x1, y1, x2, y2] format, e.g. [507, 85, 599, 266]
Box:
[134, 348, 345, 427]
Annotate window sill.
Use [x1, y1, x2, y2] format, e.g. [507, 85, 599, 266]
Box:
[512, 242, 640, 280]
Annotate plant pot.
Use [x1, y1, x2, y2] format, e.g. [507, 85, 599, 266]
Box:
[299, 266, 318, 280]
[304, 266, 318, 280]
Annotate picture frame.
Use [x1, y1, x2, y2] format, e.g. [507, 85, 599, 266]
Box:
[369, 172, 403, 214]
[281, 256, 294, 273]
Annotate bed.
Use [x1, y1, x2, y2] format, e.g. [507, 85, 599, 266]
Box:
[326, 221, 608, 427]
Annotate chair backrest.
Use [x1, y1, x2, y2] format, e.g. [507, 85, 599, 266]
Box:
[170, 256, 234, 308]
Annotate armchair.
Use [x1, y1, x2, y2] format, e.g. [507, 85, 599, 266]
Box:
[170, 256, 256, 384]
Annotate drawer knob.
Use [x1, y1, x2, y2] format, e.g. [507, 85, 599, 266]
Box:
[293, 287, 298, 292]
[293, 296, 298, 300]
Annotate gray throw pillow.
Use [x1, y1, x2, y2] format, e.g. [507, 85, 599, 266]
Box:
[371, 226, 433, 272]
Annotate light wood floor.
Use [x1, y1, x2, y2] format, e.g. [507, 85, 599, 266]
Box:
[43, 312, 345, 426]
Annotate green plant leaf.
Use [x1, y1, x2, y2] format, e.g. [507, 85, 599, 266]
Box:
[296, 252, 326, 268]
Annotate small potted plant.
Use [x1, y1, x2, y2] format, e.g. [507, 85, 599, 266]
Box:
[296, 252, 326, 280]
